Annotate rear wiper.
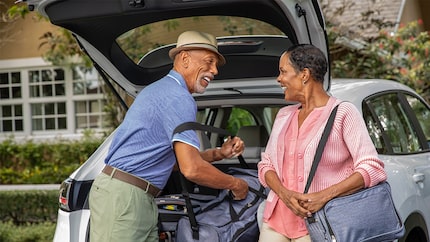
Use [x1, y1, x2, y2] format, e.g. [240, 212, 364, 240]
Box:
[224, 88, 243, 94]
[295, 3, 312, 45]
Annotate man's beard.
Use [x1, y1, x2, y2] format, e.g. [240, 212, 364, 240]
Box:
[194, 79, 207, 94]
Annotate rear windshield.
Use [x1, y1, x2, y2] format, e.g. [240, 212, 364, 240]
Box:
[116, 16, 285, 64]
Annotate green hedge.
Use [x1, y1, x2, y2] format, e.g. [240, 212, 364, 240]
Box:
[0, 190, 58, 225]
[0, 221, 55, 242]
[0, 135, 104, 184]
[0, 135, 103, 240]
[0, 190, 58, 241]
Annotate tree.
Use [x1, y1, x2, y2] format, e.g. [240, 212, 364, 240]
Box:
[319, 0, 430, 103]
[330, 20, 430, 103]
[0, 2, 28, 49]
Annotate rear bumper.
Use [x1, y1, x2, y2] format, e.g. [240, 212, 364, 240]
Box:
[53, 209, 90, 242]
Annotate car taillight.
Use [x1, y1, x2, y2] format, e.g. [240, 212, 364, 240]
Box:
[59, 196, 67, 206]
[58, 178, 73, 212]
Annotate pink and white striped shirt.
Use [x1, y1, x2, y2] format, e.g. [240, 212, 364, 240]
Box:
[257, 97, 386, 238]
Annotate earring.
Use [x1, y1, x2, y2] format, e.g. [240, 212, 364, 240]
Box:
[303, 80, 307, 85]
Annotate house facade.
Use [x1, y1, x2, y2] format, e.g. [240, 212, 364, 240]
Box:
[0, 0, 428, 142]
[0, 1, 108, 142]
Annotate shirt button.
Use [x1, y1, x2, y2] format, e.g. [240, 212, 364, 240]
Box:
[298, 153, 303, 159]
[298, 176, 303, 182]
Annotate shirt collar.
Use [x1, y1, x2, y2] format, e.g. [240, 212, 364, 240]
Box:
[167, 70, 187, 90]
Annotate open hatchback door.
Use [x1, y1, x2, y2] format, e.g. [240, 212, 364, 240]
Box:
[26, 0, 330, 100]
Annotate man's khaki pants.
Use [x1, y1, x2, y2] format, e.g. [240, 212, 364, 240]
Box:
[89, 172, 159, 242]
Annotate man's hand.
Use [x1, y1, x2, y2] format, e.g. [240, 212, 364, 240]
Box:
[220, 136, 245, 158]
[230, 177, 249, 200]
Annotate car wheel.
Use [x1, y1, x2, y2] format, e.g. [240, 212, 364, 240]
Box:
[399, 213, 429, 242]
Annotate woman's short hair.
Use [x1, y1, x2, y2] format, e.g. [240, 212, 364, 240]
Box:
[286, 44, 327, 83]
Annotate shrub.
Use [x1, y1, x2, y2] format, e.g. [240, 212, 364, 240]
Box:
[0, 221, 55, 242]
[0, 190, 58, 225]
[330, 20, 430, 104]
[0, 136, 103, 184]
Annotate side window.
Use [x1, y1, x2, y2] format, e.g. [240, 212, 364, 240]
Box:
[405, 94, 430, 149]
[226, 108, 256, 135]
[363, 105, 386, 154]
[367, 93, 422, 154]
[262, 106, 281, 134]
[196, 106, 281, 149]
[196, 108, 212, 125]
[227, 107, 281, 148]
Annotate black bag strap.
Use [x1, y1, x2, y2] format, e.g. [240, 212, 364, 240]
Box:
[173, 122, 249, 239]
[174, 122, 249, 168]
[178, 171, 200, 239]
[173, 121, 232, 137]
[304, 104, 340, 194]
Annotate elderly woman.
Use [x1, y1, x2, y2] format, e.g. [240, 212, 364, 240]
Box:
[257, 44, 386, 242]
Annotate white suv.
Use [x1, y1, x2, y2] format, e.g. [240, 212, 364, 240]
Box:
[22, 0, 430, 241]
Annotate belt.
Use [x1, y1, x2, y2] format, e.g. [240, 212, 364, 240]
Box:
[102, 165, 161, 197]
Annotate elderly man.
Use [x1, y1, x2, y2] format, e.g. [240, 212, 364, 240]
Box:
[89, 30, 249, 242]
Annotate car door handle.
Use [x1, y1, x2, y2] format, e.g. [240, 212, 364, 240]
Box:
[413, 173, 425, 183]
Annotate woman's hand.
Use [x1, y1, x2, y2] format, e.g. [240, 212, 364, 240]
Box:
[299, 191, 330, 214]
[278, 187, 313, 218]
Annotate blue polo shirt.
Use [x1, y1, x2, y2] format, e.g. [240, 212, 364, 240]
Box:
[104, 70, 200, 189]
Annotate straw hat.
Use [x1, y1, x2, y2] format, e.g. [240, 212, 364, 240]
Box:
[168, 31, 226, 65]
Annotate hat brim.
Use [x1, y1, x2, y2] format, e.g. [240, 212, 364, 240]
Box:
[169, 46, 226, 66]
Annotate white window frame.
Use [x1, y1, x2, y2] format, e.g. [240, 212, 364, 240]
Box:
[0, 58, 109, 142]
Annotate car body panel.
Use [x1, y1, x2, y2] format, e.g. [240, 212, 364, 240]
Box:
[382, 152, 430, 241]
[53, 209, 90, 242]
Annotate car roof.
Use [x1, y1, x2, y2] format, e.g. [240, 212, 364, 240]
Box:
[26, 0, 329, 97]
[330, 78, 415, 101]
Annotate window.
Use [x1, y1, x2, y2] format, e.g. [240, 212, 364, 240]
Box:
[0, 71, 23, 133]
[117, 16, 284, 64]
[226, 107, 257, 135]
[31, 102, 67, 131]
[73, 67, 102, 95]
[75, 100, 107, 129]
[363, 104, 386, 154]
[0, 71, 21, 99]
[366, 93, 422, 154]
[196, 105, 281, 148]
[405, 94, 430, 149]
[0, 104, 23, 132]
[29, 68, 65, 97]
[262, 107, 281, 134]
[0, 64, 110, 140]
